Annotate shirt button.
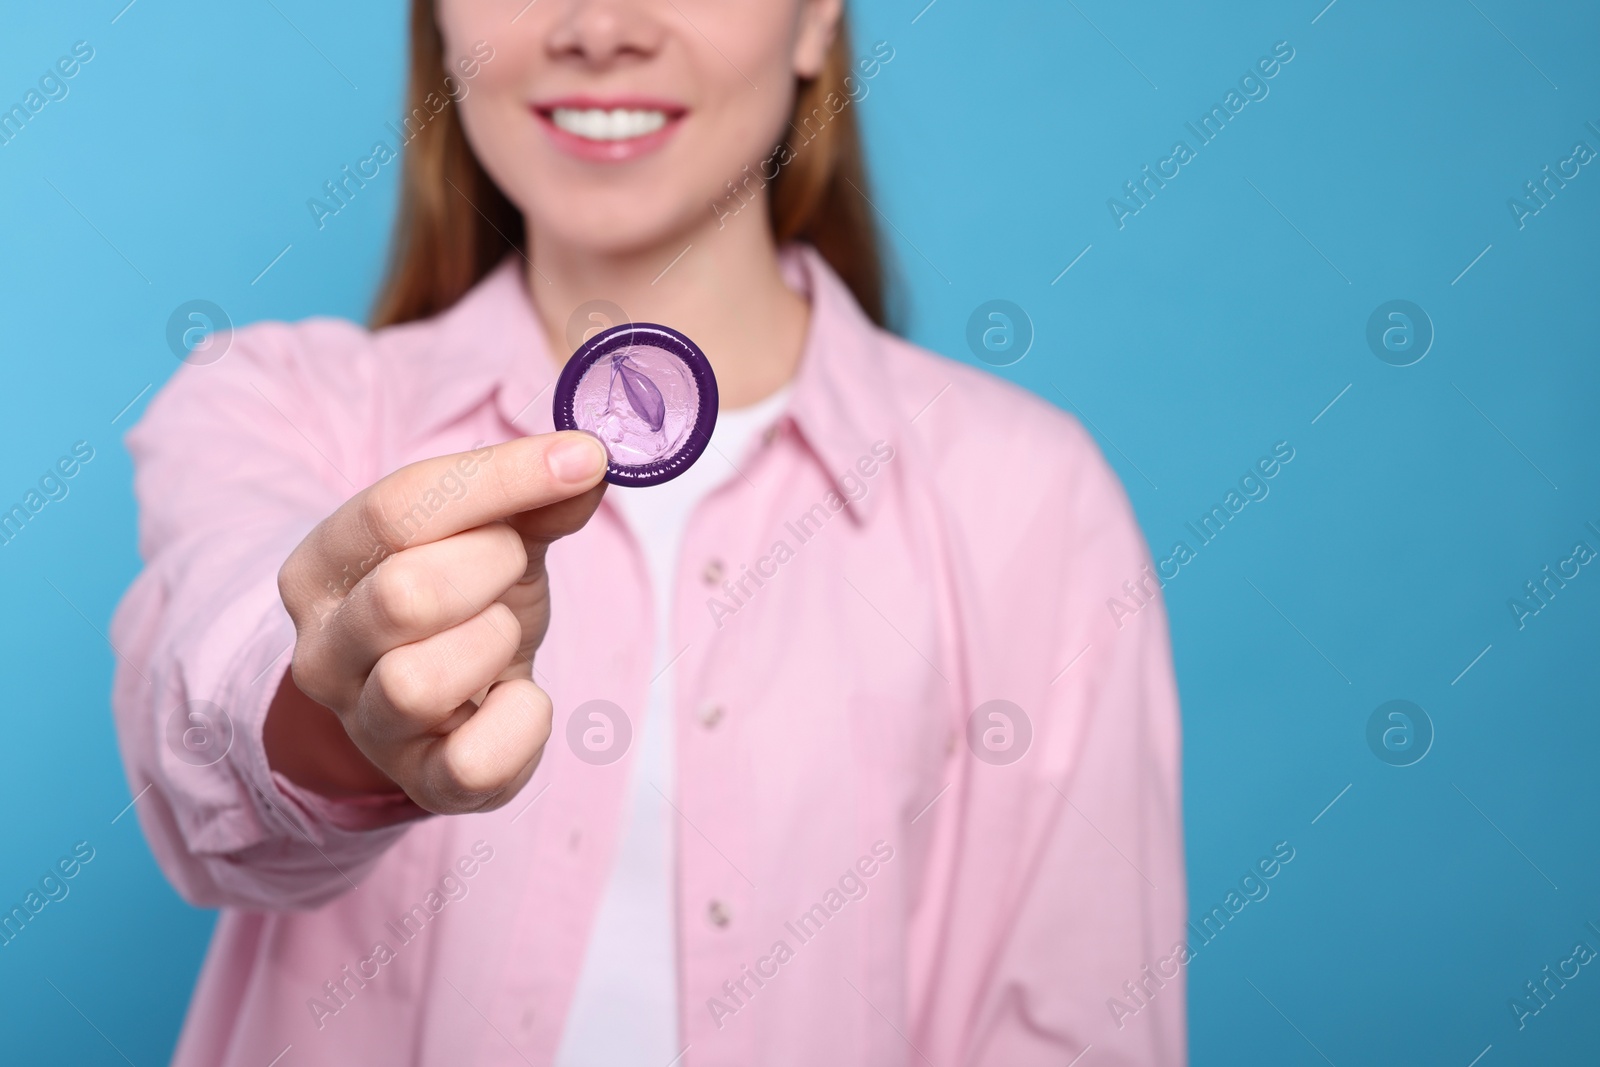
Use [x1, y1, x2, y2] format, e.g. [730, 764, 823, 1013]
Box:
[762, 423, 779, 446]
[707, 899, 732, 928]
[698, 703, 724, 729]
[703, 559, 725, 586]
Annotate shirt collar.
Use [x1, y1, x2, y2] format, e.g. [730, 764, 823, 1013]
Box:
[772, 243, 897, 523]
[397, 243, 897, 522]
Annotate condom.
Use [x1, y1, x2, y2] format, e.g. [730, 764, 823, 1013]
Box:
[553, 322, 719, 487]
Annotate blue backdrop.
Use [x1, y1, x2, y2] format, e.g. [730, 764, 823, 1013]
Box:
[2, 1, 1597, 1063]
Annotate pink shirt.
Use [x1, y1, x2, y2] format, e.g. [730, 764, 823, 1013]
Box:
[111, 245, 1187, 1066]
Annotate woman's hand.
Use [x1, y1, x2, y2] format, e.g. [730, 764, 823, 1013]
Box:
[264, 432, 609, 815]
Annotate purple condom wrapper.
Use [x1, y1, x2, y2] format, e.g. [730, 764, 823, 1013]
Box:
[553, 322, 720, 487]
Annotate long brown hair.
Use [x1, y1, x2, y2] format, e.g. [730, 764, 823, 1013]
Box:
[370, 3, 888, 330]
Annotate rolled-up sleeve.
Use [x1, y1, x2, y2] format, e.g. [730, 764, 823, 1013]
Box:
[110, 320, 429, 911]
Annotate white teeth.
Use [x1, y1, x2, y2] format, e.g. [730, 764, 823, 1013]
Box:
[550, 108, 668, 141]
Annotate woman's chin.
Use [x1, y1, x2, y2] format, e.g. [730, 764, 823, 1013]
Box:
[525, 201, 720, 262]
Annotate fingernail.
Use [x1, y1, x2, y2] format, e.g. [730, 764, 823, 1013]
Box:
[548, 433, 608, 484]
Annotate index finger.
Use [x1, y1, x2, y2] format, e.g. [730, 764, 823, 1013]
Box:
[285, 432, 608, 605]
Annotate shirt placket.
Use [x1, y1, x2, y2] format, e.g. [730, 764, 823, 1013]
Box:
[483, 507, 656, 1065]
[673, 439, 795, 1064]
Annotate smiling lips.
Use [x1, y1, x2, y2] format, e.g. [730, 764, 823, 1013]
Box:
[533, 98, 686, 162]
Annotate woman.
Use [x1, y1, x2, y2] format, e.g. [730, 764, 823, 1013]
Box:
[111, 1, 1187, 1063]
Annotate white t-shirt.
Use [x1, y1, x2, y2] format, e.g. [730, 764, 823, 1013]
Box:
[552, 384, 792, 1066]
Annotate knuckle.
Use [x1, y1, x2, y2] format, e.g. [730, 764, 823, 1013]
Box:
[485, 601, 524, 648]
[436, 740, 503, 802]
[288, 650, 337, 709]
[519, 681, 554, 721]
[276, 554, 302, 604]
[488, 521, 530, 577]
[367, 559, 437, 634]
[287, 653, 317, 700]
[525, 693, 554, 746]
[277, 550, 319, 620]
[360, 483, 422, 558]
[358, 486, 398, 544]
[373, 651, 439, 720]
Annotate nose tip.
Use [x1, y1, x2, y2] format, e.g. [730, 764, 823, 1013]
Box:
[546, 2, 666, 67]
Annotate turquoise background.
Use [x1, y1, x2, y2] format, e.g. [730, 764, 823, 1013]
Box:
[2, 0, 1597, 1063]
